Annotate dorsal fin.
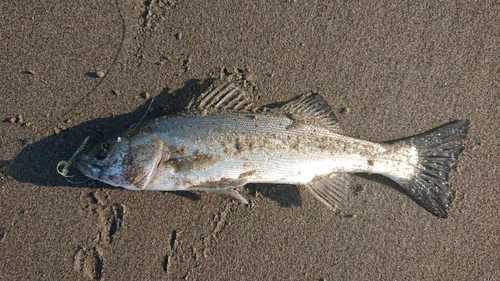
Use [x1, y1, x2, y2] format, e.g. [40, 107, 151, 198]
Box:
[279, 93, 342, 132]
[186, 81, 255, 112]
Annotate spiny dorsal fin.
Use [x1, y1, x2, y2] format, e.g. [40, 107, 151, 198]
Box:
[279, 93, 342, 132]
[307, 173, 350, 210]
[186, 81, 255, 112]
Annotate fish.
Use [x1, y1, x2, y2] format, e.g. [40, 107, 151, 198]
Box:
[76, 81, 469, 218]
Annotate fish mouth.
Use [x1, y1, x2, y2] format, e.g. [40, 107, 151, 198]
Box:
[75, 155, 102, 180]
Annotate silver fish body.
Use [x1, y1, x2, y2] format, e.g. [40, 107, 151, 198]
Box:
[77, 82, 468, 218]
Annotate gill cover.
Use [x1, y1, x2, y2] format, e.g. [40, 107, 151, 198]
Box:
[77, 131, 164, 190]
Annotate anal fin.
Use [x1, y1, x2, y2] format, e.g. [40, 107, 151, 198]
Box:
[306, 173, 350, 210]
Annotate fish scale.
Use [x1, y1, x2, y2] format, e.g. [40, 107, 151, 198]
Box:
[148, 113, 377, 183]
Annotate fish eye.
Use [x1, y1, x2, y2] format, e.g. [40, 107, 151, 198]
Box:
[95, 144, 110, 160]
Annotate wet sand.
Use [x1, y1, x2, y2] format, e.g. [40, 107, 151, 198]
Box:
[1, 1, 499, 280]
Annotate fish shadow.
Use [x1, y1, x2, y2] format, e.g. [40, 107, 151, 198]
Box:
[356, 173, 405, 192]
[356, 173, 421, 208]
[245, 175, 408, 210]
[246, 184, 302, 207]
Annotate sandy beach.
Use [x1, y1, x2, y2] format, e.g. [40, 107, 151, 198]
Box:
[1, 1, 499, 280]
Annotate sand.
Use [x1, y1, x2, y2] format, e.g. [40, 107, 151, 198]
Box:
[1, 1, 499, 280]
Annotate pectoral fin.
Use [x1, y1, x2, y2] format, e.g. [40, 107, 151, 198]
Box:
[306, 173, 350, 210]
[190, 187, 249, 204]
[189, 178, 249, 204]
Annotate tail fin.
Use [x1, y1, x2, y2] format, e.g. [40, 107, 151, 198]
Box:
[393, 120, 469, 218]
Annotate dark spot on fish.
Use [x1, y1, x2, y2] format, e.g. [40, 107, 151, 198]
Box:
[167, 158, 194, 173]
[235, 137, 245, 152]
[238, 170, 257, 178]
[95, 144, 110, 160]
[367, 159, 374, 166]
[285, 113, 306, 131]
[169, 145, 188, 156]
[166, 154, 218, 173]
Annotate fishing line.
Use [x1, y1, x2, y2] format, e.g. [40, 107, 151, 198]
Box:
[119, 21, 165, 138]
[57, 136, 90, 177]
[2, 0, 126, 181]
[56, 8, 165, 178]
[124, 97, 155, 136]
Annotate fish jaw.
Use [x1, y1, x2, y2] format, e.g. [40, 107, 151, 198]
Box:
[76, 132, 165, 190]
[76, 153, 103, 181]
[77, 151, 141, 190]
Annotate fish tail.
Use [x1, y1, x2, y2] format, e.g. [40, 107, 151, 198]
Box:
[391, 120, 469, 218]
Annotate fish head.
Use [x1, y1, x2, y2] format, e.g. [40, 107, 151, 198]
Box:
[77, 132, 164, 190]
